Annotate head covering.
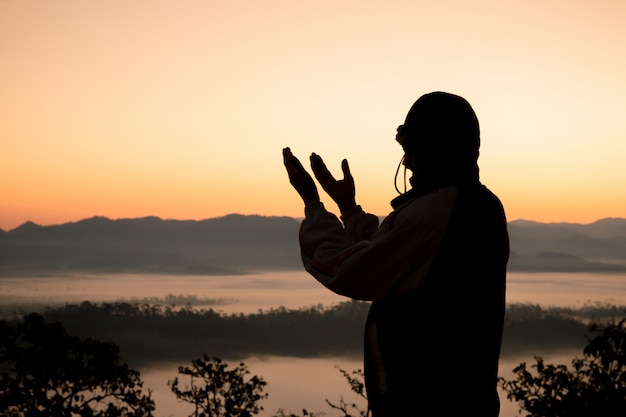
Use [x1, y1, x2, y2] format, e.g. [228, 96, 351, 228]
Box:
[399, 91, 480, 163]
[394, 92, 481, 192]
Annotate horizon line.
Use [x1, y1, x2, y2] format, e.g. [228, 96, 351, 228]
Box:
[3, 213, 626, 233]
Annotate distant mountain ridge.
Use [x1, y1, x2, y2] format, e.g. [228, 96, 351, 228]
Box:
[507, 217, 626, 272]
[0, 215, 302, 276]
[1, 215, 625, 276]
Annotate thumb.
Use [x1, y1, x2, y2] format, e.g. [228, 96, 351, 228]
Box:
[341, 159, 353, 181]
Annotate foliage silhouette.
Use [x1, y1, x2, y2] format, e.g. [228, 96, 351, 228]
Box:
[168, 354, 268, 417]
[499, 317, 626, 416]
[271, 410, 322, 417]
[324, 367, 368, 417]
[501, 302, 589, 355]
[0, 313, 154, 417]
[27, 299, 613, 368]
[270, 366, 369, 417]
[39, 300, 370, 366]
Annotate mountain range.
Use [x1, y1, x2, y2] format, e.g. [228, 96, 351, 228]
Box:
[1, 215, 625, 276]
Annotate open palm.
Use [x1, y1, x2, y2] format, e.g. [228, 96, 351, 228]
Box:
[310, 153, 356, 213]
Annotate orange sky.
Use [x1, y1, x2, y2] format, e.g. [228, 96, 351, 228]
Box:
[2, 0, 626, 231]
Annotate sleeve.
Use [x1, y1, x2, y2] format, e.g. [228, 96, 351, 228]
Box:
[299, 187, 458, 302]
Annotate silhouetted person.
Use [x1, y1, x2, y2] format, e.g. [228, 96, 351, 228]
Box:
[283, 91, 509, 416]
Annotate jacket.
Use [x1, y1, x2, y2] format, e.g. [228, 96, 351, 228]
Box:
[299, 180, 509, 416]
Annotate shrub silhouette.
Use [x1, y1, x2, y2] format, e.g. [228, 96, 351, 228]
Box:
[325, 366, 368, 417]
[0, 313, 155, 416]
[499, 317, 626, 416]
[168, 354, 268, 417]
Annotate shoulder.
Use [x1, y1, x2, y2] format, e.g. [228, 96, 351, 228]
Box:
[386, 186, 459, 230]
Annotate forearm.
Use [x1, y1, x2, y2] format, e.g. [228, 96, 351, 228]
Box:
[300, 201, 354, 276]
[299, 187, 458, 302]
[299, 201, 372, 293]
[299, 201, 420, 301]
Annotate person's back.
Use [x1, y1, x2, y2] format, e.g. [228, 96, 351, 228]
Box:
[364, 181, 508, 415]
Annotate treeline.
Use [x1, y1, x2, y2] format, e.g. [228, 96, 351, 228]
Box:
[38, 301, 369, 367]
[5, 300, 626, 368]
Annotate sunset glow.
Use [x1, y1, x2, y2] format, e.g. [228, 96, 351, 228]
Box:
[2, 0, 625, 231]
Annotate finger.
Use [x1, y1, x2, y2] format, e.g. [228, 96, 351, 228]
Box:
[284, 148, 303, 170]
[310, 153, 336, 184]
[341, 159, 353, 182]
[310, 153, 328, 172]
[283, 149, 306, 175]
[282, 147, 292, 166]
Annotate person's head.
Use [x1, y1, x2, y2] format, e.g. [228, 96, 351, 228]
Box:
[395, 91, 480, 191]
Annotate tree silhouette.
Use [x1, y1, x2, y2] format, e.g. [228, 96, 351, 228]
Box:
[499, 317, 626, 416]
[168, 354, 268, 417]
[325, 366, 368, 417]
[0, 313, 154, 417]
[270, 366, 367, 417]
[271, 409, 323, 417]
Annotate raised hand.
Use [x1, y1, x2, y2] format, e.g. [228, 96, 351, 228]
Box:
[283, 147, 320, 205]
[310, 153, 357, 213]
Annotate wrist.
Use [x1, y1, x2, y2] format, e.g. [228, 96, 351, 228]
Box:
[339, 201, 358, 216]
[304, 200, 325, 216]
[304, 197, 321, 207]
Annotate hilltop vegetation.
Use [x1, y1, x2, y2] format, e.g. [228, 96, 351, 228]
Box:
[4, 298, 623, 368]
